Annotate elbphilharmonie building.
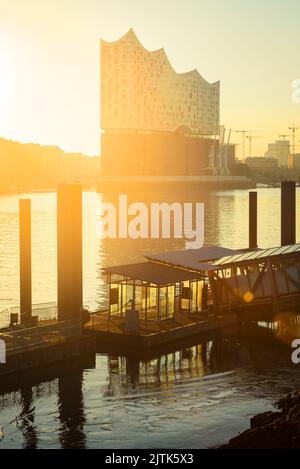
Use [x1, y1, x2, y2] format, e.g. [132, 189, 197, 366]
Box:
[101, 29, 220, 176]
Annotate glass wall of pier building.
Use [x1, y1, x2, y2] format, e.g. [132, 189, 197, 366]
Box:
[104, 244, 300, 320]
[210, 243, 300, 308]
[104, 262, 209, 321]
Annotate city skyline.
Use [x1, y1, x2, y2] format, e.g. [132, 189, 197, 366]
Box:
[1, 0, 300, 156]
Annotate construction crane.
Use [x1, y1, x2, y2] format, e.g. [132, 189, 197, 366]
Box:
[288, 123, 300, 155]
[227, 128, 232, 145]
[246, 132, 263, 158]
[217, 127, 233, 174]
[279, 134, 292, 140]
[234, 130, 247, 161]
[226, 129, 241, 160]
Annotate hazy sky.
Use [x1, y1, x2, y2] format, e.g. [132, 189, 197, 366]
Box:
[0, 0, 300, 156]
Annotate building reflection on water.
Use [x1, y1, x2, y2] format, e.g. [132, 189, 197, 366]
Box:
[103, 337, 246, 396]
[0, 336, 246, 448]
[1, 326, 300, 449]
[242, 311, 300, 349]
[1, 189, 300, 448]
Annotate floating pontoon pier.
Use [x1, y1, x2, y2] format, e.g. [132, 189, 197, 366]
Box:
[85, 183, 300, 347]
[87, 241, 300, 347]
[0, 318, 95, 377]
[1, 182, 300, 363]
[87, 247, 238, 347]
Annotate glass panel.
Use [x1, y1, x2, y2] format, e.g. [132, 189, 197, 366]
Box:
[221, 253, 247, 265]
[133, 286, 147, 318]
[280, 244, 300, 254]
[256, 247, 280, 258]
[232, 250, 258, 262]
[180, 281, 190, 310]
[121, 284, 127, 315]
[244, 249, 267, 260]
[148, 287, 157, 308]
[159, 287, 168, 320]
[109, 285, 119, 305]
[272, 245, 294, 255]
[189, 280, 205, 313]
[146, 287, 158, 320]
[142, 286, 147, 310]
[198, 281, 204, 311]
[201, 282, 209, 309]
[110, 284, 121, 315]
[167, 286, 175, 318]
[135, 285, 142, 313]
[191, 281, 197, 313]
[126, 284, 134, 308]
[180, 298, 190, 310]
[214, 256, 231, 266]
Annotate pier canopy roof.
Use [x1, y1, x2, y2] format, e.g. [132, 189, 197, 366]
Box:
[145, 246, 239, 272]
[104, 262, 204, 286]
[213, 243, 300, 268]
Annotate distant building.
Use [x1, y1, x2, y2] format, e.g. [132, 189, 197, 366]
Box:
[0, 138, 100, 191]
[100, 29, 221, 176]
[224, 144, 236, 168]
[245, 157, 278, 170]
[291, 154, 300, 169]
[265, 140, 290, 167]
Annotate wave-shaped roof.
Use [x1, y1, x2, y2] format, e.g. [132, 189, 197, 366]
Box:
[101, 28, 219, 87]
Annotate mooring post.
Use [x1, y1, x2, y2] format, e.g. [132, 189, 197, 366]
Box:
[57, 184, 83, 322]
[249, 191, 257, 249]
[19, 199, 32, 326]
[281, 181, 296, 246]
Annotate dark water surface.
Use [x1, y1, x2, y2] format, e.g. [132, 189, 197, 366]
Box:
[1, 188, 300, 448]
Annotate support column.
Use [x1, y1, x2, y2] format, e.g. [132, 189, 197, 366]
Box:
[57, 184, 83, 321]
[281, 181, 296, 246]
[19, 199, 32, 326]
[249, 191, 257, 249]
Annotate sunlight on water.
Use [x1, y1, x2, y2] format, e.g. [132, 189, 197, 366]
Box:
[1, 187, 299, 312]
[1, 188, 300, 448]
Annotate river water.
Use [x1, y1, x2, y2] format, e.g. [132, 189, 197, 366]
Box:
[1, 187, 300, 449]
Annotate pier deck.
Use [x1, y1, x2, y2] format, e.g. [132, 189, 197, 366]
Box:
[0, 319, 96, 377]
[86, 310, 237, 348]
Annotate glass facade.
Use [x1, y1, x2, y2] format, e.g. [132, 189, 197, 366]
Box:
[159, 286, 175, 320]
[180, 280, 206, 313]
[108, 278, 207, 321]
[109, 283, 134, 316]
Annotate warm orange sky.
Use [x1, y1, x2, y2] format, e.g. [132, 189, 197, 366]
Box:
[0, 0, 300, 157]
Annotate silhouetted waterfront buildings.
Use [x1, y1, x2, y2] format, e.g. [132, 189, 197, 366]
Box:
[0, 138, 100, 194]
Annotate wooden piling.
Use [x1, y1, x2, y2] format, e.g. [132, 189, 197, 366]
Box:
[57, 184, 83, 321]
[281, 181, 296, 246]
[19, 199, 32, 326]
[249, 191, 257, 249]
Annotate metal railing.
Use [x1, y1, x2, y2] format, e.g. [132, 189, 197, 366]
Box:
[88, 301, 173, 328]
[0, 317, 82, 354]
[0, 309, 9, 329]
[0, 302, 58, 328]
